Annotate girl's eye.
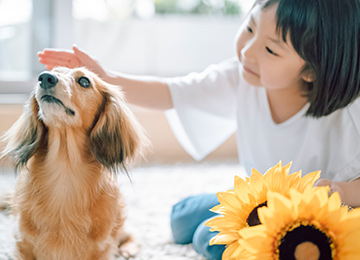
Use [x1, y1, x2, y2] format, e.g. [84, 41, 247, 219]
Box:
[266, 47, 278, 56]
[77, 76, 91, 88]
[247, 26, 253, 33]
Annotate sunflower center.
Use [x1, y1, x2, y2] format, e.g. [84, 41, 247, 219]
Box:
[246, 201, 267, 226]
[294, 242, 320, 260]
[278, 224, 333, 260]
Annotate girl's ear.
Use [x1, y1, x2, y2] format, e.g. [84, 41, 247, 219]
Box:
[301, 68, 315, 83]
[90, 85, 148, 172]
[0, 94, 46, 170]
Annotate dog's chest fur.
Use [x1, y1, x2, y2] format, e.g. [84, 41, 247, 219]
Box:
[13, 129, 122, 259]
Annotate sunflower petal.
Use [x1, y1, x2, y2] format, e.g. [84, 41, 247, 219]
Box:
[205, 161, 360, 260]
[217, 192, 242, 213]
[209, 232, 239, 245]
[299, 170, 321, 190]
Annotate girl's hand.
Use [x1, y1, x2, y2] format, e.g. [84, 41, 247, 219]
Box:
[316, 178, 360, 208]
[37, 45, 108, 80]
[315, 179, 346, 202]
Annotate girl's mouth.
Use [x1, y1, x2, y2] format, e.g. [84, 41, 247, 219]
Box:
[243, 66, 258, 76]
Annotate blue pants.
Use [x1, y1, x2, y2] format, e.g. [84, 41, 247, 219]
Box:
[170, 193, 226, 260]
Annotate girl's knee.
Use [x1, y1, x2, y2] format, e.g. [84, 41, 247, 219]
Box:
[192, 218, 225, 260]
[170, 194, 219, 244]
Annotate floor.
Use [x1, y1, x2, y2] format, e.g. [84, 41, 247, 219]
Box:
[0, 161, 243, 260]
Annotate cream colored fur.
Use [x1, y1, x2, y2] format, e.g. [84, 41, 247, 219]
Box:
[1, 67, 148, 260]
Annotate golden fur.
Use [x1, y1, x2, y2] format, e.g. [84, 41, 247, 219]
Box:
[1, 67, 148, 260]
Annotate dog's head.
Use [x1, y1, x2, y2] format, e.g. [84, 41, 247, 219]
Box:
[36, 67, 103, 129]
[1, 67, 148, 171]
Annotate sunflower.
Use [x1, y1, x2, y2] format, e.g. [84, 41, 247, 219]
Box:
[236, 186, 360, 260]
[206, 161, 320, 259]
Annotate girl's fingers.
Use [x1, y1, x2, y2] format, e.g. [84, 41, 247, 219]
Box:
[316, 179, 346, 203]
[38, 45, 97, 71]
[314, 179, 332, 187]
[38, 52, 81, 68]
[72, 45, 82, 55]
[38, 48, 81, 68]
[73, 45, 88, 60]
[72, 45, 106, 76]
[39, 49, 74, 59]
[42, 47, 72, 53]
[46, 65, 55, 71]
[38, 52, 74, 62]
[38, 59, 59, 68]
[38, 57, 65, 67]
[73, 45, 95, 65]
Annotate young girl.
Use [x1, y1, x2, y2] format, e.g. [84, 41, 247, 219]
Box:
[38, 0, 360, 259]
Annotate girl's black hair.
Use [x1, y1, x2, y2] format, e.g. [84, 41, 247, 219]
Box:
[257, 0, 360, 117]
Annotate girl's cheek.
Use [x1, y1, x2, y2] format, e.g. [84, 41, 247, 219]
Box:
[259, 66, 277, 87]
[235, 28, 249, 62]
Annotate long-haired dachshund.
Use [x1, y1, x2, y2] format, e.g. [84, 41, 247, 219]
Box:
[1, 67, 148, 259]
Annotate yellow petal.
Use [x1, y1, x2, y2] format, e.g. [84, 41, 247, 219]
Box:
[234, 175, 251, 203]
[223, 242, 244, 260]
[217, 192, 243, 213]
[210, 232, 239, 245]
[299, 170, 321, 190]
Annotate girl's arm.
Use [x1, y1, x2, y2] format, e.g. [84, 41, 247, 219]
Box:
[316, 178, 360, 208]
[38, 46, 173, 110]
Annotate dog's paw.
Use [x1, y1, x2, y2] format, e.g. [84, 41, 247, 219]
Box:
[117, 236, 140, 259]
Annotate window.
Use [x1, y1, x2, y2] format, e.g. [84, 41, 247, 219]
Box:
[0, 0, 32, 86]
[0, 0, 251, 96]
[153, 0, 242, 16]
[0, 0, 59, 95]
[73, 0, 248, 20]
[72, 0, 251, 77]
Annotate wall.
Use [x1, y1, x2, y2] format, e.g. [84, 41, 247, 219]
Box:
[74, 15, 241, 76]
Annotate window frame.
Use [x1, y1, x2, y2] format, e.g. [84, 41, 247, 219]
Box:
[0, 0, 73, 95]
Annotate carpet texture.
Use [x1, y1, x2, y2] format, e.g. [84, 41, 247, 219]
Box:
[0, 162, 243, 260]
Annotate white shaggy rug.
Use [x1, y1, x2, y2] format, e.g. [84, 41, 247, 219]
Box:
[0, 161, 243, 260]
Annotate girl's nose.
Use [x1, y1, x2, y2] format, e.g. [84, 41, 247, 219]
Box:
[240, 40, 257, 64]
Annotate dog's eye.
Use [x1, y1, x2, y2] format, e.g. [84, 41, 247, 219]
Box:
[77, 77, 91, 88]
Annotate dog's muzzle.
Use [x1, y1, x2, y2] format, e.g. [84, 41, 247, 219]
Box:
[37, 71, 76, 117]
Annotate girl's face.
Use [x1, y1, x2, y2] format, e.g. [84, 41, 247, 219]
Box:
[236, 4, 310, 91]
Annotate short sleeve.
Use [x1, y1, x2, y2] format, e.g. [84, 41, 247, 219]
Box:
[333, 99, 360, 182]
[165, 57, 239, 160]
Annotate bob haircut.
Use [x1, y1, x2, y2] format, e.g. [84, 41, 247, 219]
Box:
[256, 0, 360, 117]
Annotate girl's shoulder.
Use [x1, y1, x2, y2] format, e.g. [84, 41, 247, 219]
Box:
[307, 98, 360, 141]
[345, 97, 360, 133]
[313, 98, 360, 181]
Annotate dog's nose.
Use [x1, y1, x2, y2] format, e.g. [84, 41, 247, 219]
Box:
[38, 71, 58, 89]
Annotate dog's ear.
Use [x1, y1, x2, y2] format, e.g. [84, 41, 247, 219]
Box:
[0, 94, 46, 170]
[90, 85, 148, 172]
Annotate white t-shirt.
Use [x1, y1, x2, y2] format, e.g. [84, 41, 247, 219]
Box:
[165, 57, 360, 182]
